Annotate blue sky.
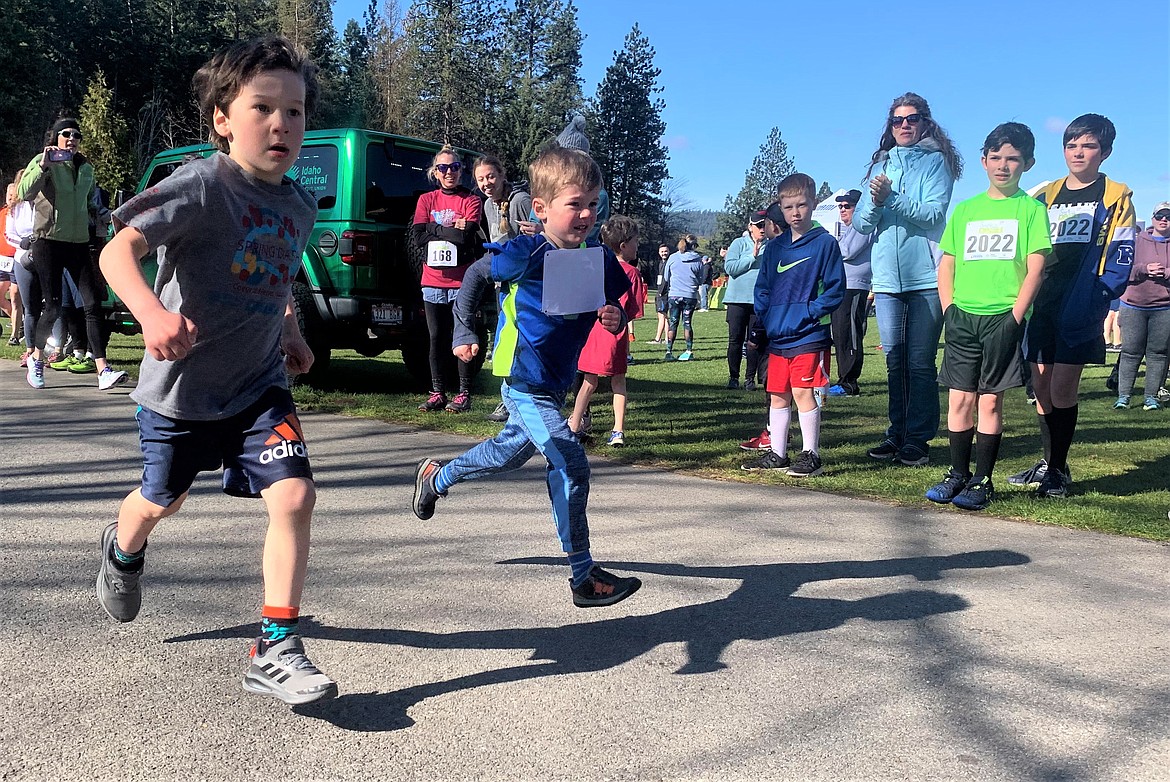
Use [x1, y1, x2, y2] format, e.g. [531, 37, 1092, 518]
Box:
[333, 0, 1170, 217]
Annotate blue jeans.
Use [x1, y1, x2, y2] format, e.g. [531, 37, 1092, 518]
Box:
[438, 380, 591, 553]
[874, 290, 943, 453]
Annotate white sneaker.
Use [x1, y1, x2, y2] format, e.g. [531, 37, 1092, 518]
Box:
[98, 367, 128, 390]
[26, 359, 45, 389]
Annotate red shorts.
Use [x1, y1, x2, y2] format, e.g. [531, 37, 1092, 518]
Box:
[765, 350, 830, 394]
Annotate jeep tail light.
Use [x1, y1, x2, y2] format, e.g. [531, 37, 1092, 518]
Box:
[339, 230, 374, 265]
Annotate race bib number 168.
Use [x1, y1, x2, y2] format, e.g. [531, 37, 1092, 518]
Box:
[964, 219, 1018, 261]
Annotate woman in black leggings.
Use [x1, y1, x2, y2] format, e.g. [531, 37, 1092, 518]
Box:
[722, 212, 767, 389]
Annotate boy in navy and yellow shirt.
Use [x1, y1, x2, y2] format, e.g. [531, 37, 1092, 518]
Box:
[742, 173, 844, 478]
[411, 147, 642, 609]
[926, 122, 1050, 511]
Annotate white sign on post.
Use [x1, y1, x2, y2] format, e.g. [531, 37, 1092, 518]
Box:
[541, 246, 606, 316]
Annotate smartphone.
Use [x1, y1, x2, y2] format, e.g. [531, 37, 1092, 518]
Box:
[48, 149, 73, 163]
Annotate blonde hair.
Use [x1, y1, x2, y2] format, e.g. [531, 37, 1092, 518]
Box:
[600, 215, 639, 253]
[528, 147, 602, 204]
[427, 145, 461, 184]
[6, 171, 20, 209]
[777, 173, 816, 203]
[677, 234, 699, 253]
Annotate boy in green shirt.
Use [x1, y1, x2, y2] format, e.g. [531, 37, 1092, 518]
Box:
[926, 123, 1051, 510]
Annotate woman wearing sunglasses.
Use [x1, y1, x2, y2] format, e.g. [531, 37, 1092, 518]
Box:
[17, 117, 127, 391]
[411, 145, 484, 413]
[853, 92, 962, 467]
[1114, 203, 1170, 411]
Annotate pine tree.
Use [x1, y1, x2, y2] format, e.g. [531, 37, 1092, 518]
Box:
[713, 126, 796, 249]
[816, 180, 833, 202]
[587, 24, 670, 236]
[365, 0, 410, 133]
[276, 0, 342, 126]
[337, 18, 372, 127]
[79, 69, 137, 192]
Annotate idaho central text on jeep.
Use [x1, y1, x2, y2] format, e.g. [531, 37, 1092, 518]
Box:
[105, 128, 488, 385]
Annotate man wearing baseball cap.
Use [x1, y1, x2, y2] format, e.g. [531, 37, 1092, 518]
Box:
[828, 190, 874, 396]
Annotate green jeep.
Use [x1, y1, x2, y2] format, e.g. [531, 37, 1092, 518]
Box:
[107, 128, 488, 386]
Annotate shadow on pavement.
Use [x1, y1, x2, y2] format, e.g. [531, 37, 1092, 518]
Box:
[164, 549, 1028, 732]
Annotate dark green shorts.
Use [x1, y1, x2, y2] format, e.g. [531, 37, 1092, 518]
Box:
[938, 306, 1025, 394]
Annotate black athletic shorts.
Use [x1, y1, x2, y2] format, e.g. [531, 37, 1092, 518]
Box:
[1022, 305, 1106, 366]
[938, 306, 1025, 394]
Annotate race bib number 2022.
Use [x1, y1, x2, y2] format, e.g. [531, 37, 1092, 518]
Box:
[1048, 203, 1096, 245]
[964, 219, 1018, 261]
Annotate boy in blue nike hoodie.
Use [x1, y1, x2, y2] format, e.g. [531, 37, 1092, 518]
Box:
[742, 174, 845, 478]
[410, 147, 642, 609]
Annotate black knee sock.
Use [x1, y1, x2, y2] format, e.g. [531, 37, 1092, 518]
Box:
[948, 428, 975, 474]
[973, 431, 1002, 480]
[1038, 411, 1052, 463]
[1044, 404, 1078, 473]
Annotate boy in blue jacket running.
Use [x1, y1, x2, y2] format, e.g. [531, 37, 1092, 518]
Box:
[411, 147, 642, 609]
[742, 174, 845, 478]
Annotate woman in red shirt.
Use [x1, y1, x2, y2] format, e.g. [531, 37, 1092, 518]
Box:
[410, 145, 484, 413]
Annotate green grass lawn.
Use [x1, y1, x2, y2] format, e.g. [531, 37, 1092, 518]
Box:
[6, 304, 1168, 541]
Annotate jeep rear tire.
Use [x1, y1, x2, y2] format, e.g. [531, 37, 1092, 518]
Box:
[291, 281, 331, 386]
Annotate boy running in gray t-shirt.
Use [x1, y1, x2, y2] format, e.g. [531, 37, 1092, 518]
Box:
[96, 35, 336, 706]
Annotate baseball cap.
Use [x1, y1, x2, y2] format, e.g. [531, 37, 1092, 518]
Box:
[764, 202, 786, 226]
[1153, 201, 1170, 216]
[836, 189, 862, 206]
[748, 209, 767, 226]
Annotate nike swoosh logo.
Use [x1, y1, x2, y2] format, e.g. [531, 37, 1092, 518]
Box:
[777, 256, 812, 273]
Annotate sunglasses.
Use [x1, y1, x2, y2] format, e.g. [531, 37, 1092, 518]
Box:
[59, 129, 83, 140]
[435, 162, 462, 174]
[837, 203, 855, 209]
[889, 113, 924, 127]
[1154, 211, 1170, 221]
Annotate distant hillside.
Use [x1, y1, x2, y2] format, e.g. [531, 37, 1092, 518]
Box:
[669, 209, 719, 238]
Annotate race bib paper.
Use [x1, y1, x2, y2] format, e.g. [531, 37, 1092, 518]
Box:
[0, 256, 12, 273]
[426, 240, 458, 267]
[1048, 203, 1096, 245]
[542, 246, 606, 315]
[964, 219, 1018, 261]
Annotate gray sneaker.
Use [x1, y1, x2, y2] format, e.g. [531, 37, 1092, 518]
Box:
[96, 522, 143, 623]
[243, 635, 338, 705]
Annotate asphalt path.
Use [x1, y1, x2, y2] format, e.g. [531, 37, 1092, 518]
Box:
[1, 364, 1168, 781]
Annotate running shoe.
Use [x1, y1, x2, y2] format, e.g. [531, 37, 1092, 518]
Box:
[828, 384, 849, 397]
[727, 378, 740, 390]
[50, 354, 83, 371]
[580, 409, 593, 435]
[67, 356, 97, 374]
[7, 334, 21, 346]
[952, 477, 995, 511]
[663, 351, 676, 362]
[1007, 459, 1047, 487]
[1158, 387, 1170, 403]
[486, 402, 509, 423]
[1143, 396, 1161, 411]
[1113, 396, 1130, 410]
[96, 522, 143, 623]
[19, 349, 31, 368]
[740, 450, 790, 471]
[606, 431, 625, 447]
[786, 450, 824, 478]
[412, 458, 446, 520]
[1035, 466, 1072, 499]
[896, 445, 929, 467]
[677, 350, 693, 361]
[925, 469, 971, 504]
[418, 391, 447, 412]
[43, 349, 63, 365]
[98, 367, 129, 391]
[739, 429, 771, 451]
[26, 358, 44, 389]
[445, 391, 472, 413]
[743, 379, 757, 392]
[867, 439, 899, 460]
[243, 635, 338, 705]
[571, 566, 641, 608]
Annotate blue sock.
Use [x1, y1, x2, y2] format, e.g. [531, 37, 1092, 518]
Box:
[111, 536, 145, 572]
[434, 464, 453, 494]
[568, 550, 594, 587]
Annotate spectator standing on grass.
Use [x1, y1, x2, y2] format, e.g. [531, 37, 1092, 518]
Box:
[18, 117, 128, 390]
[697, 255, 714, 312]
[411, 145, 484, 414]
[723, 210, 768, 390]
[650, 243, 671, 343]
[853, 92, 962, 468]
[662, 234, 704, 362]
[827, 189, 874, 397]
[1113, 202, 1170, 411]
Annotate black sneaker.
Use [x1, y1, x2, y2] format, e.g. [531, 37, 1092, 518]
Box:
[743, 379, 757, 392]
[486, 402, 509, 423]
[96, 522, 143, 623]
[1036, 466, 1072, 499]
[418, 391, 447, 412]
[896, 445, 929, 467]
[786, 450, 824, 477]
[925, 469, 971, 504]
[1007, 459, 1047, 487]
[571, 566, 641, 608]
[952, 476, 995, 511]
[867, 439, 899, 460]
[740, 450, 790, 471]
[412, 458, 446, 520]
[445, 391, 471, 413]
[727, 378, 740, 390]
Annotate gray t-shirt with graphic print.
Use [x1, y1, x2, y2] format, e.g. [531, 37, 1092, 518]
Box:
[113, 153, 317, 420]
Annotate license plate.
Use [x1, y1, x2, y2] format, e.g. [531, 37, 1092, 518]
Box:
[372, 304, 403, 325]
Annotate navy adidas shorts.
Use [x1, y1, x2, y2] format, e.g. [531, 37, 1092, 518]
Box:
[136, 386, 314, 507]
